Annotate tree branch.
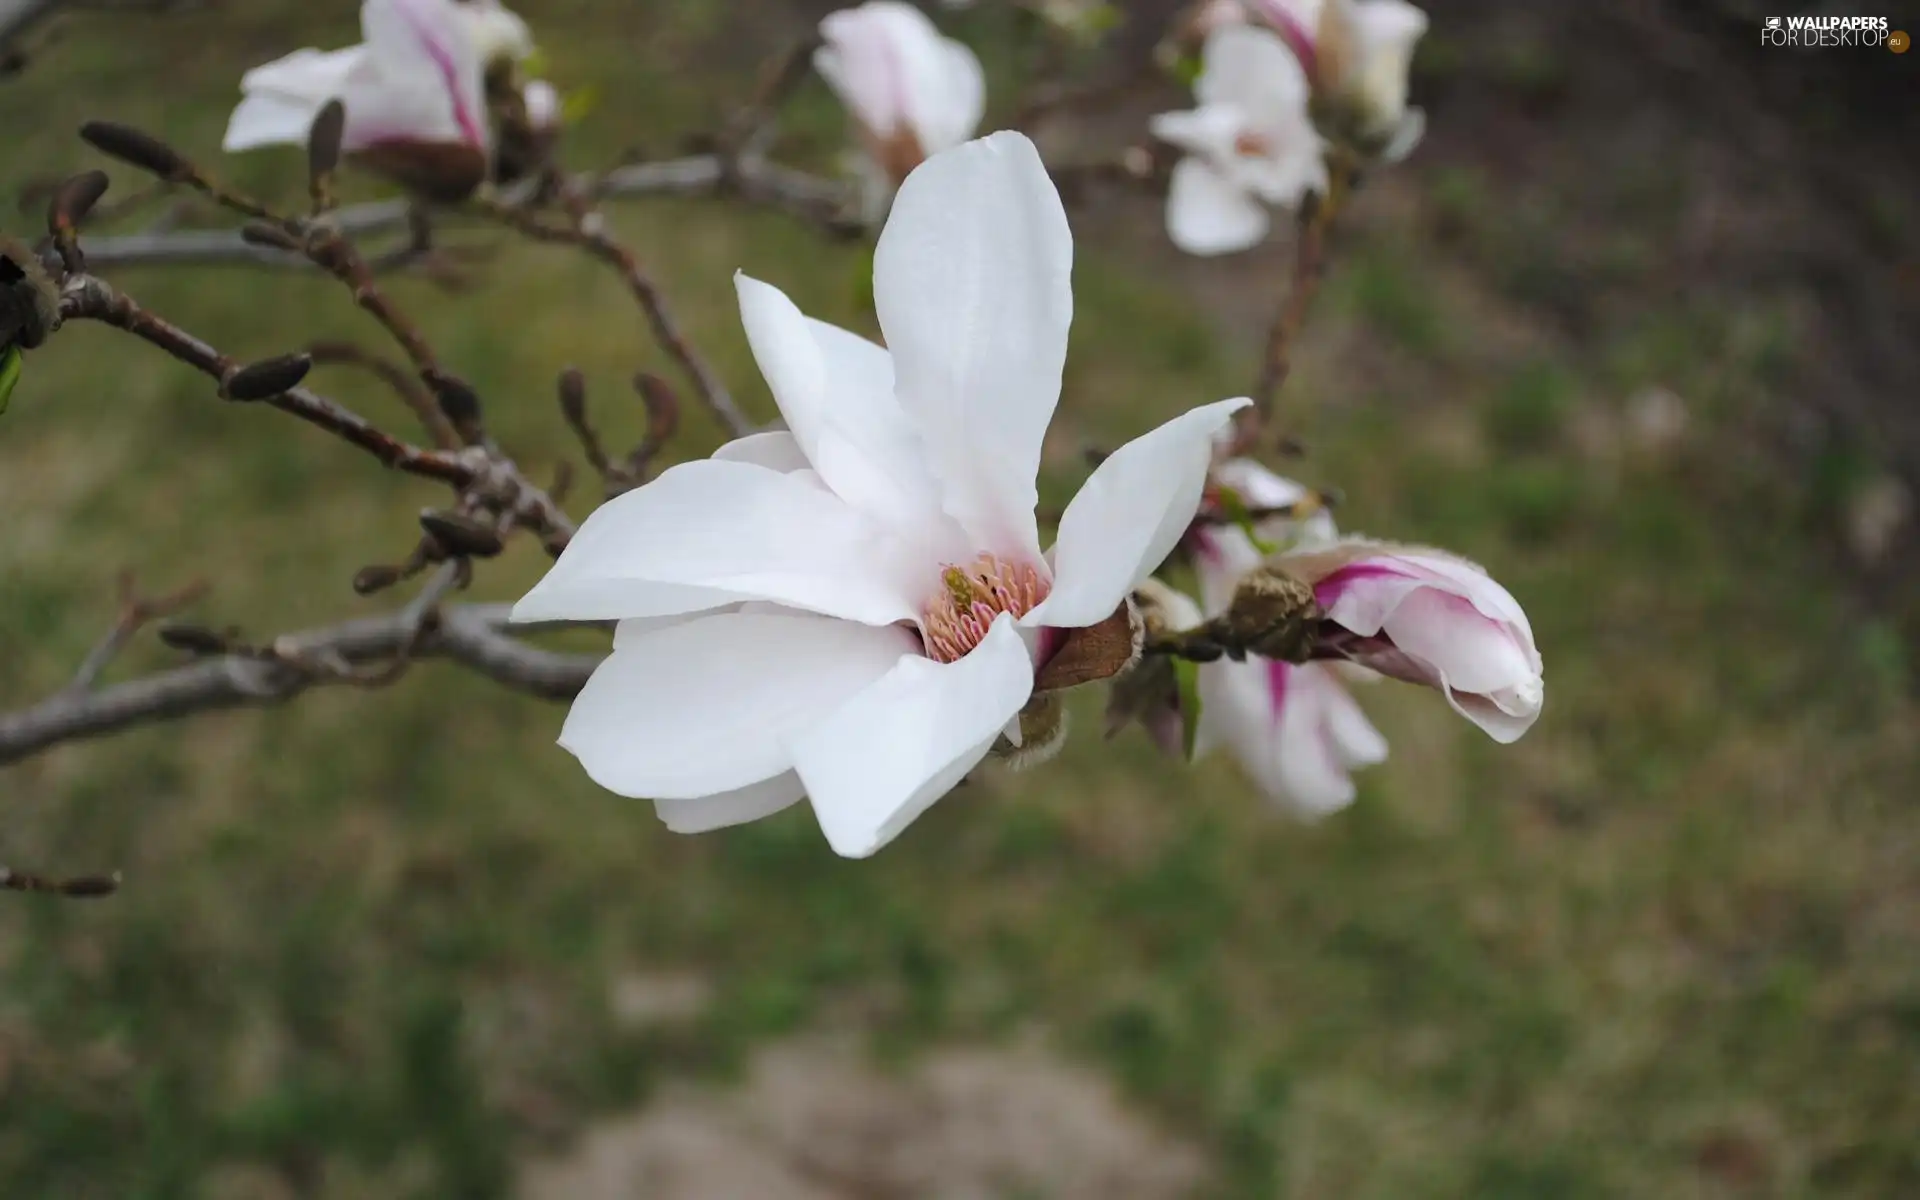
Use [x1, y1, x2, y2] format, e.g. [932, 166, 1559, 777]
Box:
[0, 603, 601, 766]
[74, 155, 849, 269]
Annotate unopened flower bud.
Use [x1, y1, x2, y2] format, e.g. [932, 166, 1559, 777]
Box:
[307, 99, 346, 181]
[80, 120, 192, 181]
[352, 564, 406, 595]
[223, 353, 313, 401]
[419, 509, 504, 558]
[1218, 563, 1322, 662]
[0, 235, 60, 350]
[158, 623, 233, 655]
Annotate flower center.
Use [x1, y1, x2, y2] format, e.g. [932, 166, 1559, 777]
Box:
[1232, 130, 1274, 158]
[922, 553, 1050, 663]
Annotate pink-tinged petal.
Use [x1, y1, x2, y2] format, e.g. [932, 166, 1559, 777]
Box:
[710, 430, 810, 473]
[1165, 157, 1271, 256]
[1030, 398, 1251, 629]
[792, 614, 1034, 858]
[915, 35, 986, 151]
[653, 772, 808, 835]
[355, 0, 488, 150]
[1383, 587, 1533, 698]
[1243, 0, 1322, 77]
[1200, 658, 1375, 817]
[511, 459, 922, 626]
[816, 3, 916, 135]
[872, 131, 1072, 566]
[1313, 548, 1543, 742]
[559, 612, 917, 801]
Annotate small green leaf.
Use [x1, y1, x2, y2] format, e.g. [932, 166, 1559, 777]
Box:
[560, 84, 599, 126]
[522, 49, 551, 78]
[1213, 485, 1279, 555]
[1173, 657, 1203, 763]
[1168, 52, 1204, 88]
[0, 345, 21, 416]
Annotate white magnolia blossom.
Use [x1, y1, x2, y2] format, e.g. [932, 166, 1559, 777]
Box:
[1186, 459, 1386, 816]
[1278, 539, 1544, 742]
[514, 132, 1249, 858]
[1248, 0, 1427, 156]
[1149, 24, 1325, 256]
[223, 0, 537, 186]
[814, 1, 986, 220]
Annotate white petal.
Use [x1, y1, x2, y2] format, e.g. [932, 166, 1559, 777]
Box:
[792, 615, 1034, 858]
[1197, 24, 1308, 114]
[654, 772, 807, 834]
[872, 131, 1072, 565]
[816, 3, 918, 135]
[710, 430, 810, 472]
[912, 35, 986, 152]
[559, 611, 916, 800]
[1379, 106, 1425, 164]
[225, 47, 365, 151]
[511, 458, 922, 626]
[354, 0, 488, 149]
[1030, 398, 1250, 629]
[1166, 157, 1271, 256]
[1148, 105, 1242, 163]
[734, 274, 952, 533]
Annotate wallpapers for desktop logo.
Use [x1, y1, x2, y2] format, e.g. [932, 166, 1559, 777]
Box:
[1759, 14, 1907, 50]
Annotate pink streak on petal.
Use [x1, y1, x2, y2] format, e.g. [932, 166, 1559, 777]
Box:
[393, 0, 485, 148]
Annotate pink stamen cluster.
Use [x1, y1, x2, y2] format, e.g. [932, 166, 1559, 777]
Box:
[922, 553, 1050, 663]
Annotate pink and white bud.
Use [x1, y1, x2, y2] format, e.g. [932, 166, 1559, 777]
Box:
[1248, 0, 1427, 157]
[814, 1, 986, 200]
[1283, 540, 1544, 742]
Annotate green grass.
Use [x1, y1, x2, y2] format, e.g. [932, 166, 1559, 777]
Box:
[1, 3, 1916, 1197]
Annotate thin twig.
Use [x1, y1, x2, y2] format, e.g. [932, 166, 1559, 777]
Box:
[308, 339, 461, 448]
[475, 187, 755, 438]
[58, 272, 475, 484]
[0, 864, 121, 899]
[1242, 154, 1359, 444]
[62, 569, 209, 694]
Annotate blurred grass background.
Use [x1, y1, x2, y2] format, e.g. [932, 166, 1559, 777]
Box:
[1, 0, 1916, 1196]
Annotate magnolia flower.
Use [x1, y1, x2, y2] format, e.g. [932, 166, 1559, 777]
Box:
[513, 132, 1249, 858]
[814, 2, 986, 221]
[1248, 0, 1426, 156]
[1279, 539, 1543, 741]
[223, 0, 537, 200]
[1149, 25, 1325, 256]
[1185, 461, 1385, 815]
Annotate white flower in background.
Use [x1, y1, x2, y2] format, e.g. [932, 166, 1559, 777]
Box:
[813, 1, 986, 221]
[513, 132, 1249, 858]
[222, 0, 538, 199]
[1185, 459, 1386, 816]
[1277, 540, 1544, 742]
[1149, 25, 1326, 256]
[1247, 0, 1427, 157]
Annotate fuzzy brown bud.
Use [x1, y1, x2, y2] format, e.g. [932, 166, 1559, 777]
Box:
[1218, 565, 1323, 663]
[80, 121, 191, 181]
[418, 509, 504, 558]
[223, 353, 313, 402]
